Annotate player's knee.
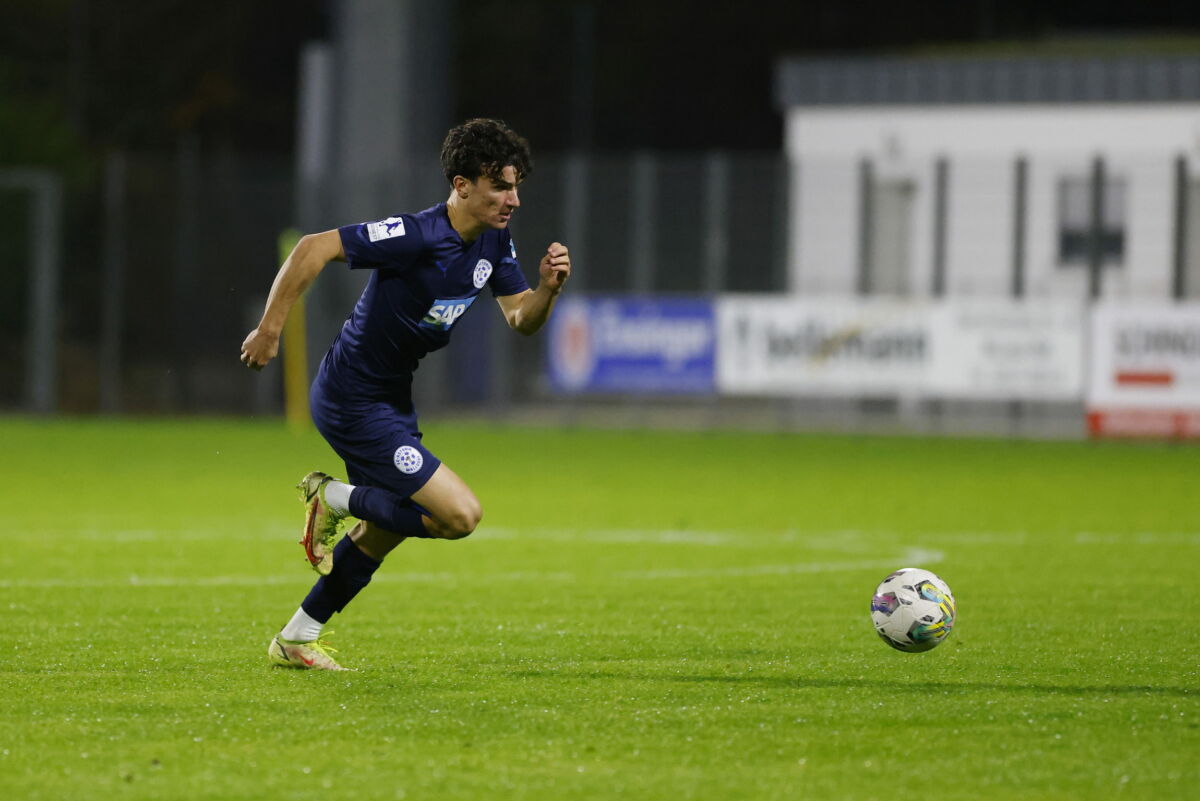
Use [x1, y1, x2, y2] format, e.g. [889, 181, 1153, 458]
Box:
[441, 499, 482, 540]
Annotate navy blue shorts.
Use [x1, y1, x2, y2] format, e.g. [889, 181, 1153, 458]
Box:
[309, 371, 441, 499]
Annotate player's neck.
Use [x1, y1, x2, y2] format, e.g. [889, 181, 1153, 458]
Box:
[445, 194, 485, 243]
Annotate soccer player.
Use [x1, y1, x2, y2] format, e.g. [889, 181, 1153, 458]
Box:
[239, 118, 571, 670]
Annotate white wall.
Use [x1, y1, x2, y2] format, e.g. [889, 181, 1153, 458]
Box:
[785, 103, 1200, 299]
[945, 157, 1012, 296]
[793, 158, 859, 294]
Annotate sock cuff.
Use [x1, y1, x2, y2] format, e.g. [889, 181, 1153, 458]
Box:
[323, 480, 354, 515]
[300, 594, 335, 625]
[347, 485, 369, 521]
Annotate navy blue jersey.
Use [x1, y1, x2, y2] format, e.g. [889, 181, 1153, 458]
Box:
[323, 203, 529, 397]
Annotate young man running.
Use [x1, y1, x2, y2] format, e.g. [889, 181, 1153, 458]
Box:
[239, 118, 571, 670]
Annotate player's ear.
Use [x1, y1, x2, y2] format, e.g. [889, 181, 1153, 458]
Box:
[452, 175, 471, 199]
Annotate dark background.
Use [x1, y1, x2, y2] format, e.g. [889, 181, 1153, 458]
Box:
[2, 0, 1199, 413]
[3, 0, 1200, 172]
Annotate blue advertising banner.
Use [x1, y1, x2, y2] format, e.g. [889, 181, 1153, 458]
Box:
[545, 296, 716, 394]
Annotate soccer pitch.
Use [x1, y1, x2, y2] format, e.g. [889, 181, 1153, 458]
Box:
[1, 418, 1196, 800]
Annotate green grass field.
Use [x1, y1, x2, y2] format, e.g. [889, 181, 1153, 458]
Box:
[1, 418, 1197, 800]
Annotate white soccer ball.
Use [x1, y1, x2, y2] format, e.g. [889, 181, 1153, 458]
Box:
[870, 567, 957, 652]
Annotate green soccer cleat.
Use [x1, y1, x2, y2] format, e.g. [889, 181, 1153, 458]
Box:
[267, 632, 350, 671]
[297, 471, 346, 575]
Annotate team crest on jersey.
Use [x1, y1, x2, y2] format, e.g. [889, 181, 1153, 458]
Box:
[394, 445, 423, 475]
[473, 259, 493, 288]
[366, 216, 406, 242]
[420, 295, 478, 331]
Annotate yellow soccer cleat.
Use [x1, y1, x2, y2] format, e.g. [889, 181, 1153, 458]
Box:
[267, 632, 350, 671]
[297, 471, 346, 575]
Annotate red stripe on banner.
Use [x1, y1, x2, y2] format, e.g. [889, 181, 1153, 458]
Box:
[1087, 409, 1200, 440]
[1115, 371, 1173, 386]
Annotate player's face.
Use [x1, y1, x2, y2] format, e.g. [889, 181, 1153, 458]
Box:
[465, 165, 521, 229]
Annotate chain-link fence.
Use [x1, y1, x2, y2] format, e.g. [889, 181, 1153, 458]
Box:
[7, 144, 1196, 439]
[0, 149, 788, 416]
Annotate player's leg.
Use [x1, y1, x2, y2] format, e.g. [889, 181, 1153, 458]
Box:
[297, 519, 384, 623]
[271, 401, 473, 667]
[297, 393, 438, 568]
[337, 463, 481, 541]
[270, 518, 395, 670]
[273, 385, 420, 668]
[409, 463, 482, 540]
[349, 518, 409, 560]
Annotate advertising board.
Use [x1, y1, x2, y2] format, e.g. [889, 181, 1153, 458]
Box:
[545, 296, 716, 394]
[1086, 304, 1200, 438]
[926, 301, 1085, 401]
[716, 297, 932, 396]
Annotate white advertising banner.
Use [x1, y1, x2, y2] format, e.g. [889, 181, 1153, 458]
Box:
[926, 301, 1086, 401]
[716, 297, 933, 396]
[716, 297, 1087, 400]
[1087, 304, 1200, 437]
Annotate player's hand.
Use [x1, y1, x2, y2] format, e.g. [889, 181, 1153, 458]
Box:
[539, 242, 570, 295]
[240, 327, 279, 371]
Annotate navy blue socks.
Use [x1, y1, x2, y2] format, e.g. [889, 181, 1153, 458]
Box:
[300, 536, 382, 623]
[348, 485, 433, 538]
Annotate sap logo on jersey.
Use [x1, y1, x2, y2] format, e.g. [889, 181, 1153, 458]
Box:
[420, 295, 478, 330]
[366, 216, 405, 242]
[473, 259, 493, 289]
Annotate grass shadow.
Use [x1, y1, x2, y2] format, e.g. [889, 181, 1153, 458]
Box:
[504, 669, 1195, 698]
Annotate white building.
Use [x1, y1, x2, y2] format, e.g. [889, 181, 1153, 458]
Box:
[775, 54, 1200, 301]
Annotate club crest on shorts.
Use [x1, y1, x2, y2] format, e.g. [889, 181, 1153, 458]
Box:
[473, 259, 493, 288]
[393, 445, 424, 475]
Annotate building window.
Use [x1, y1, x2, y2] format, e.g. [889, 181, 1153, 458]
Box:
[1057, 176, 1126, 265]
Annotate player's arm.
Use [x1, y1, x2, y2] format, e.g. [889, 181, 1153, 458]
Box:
[496, 242, 571, 336]
[240, 229, 345, 370]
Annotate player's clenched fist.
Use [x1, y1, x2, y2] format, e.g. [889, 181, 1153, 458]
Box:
[539, 242, 570, 294]
[240, 327, 279, 370]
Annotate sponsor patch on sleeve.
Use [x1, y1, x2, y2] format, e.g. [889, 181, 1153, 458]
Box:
[367, 216, 406, 242]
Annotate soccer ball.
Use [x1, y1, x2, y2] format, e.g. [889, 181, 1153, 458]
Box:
[870, 567, 957, 652]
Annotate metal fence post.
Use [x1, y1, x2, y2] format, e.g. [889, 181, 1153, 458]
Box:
[931, 156, 949, 297]
[0, 170, 64, 413]
[1009, 154, 1029, 432]
[172, 134, 201, 409]
[701, 151, 730, 294]
[563, 151, 589, 291]
[772, 154, 791, 292]
[630, 151, 656, 293]
[28, 173, 62, 413]
[857, 157, 874, 296]
[1011, 155, 1028, 299]
[1172, 153, 1188, 300]
[1087, 155, 1106, 301]
[99, 151, 127, 413]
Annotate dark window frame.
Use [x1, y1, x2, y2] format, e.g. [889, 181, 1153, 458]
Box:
[1056, 175, 1127, 266]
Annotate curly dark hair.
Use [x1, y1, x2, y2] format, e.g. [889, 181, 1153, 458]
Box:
[440, 118, 533, 186]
